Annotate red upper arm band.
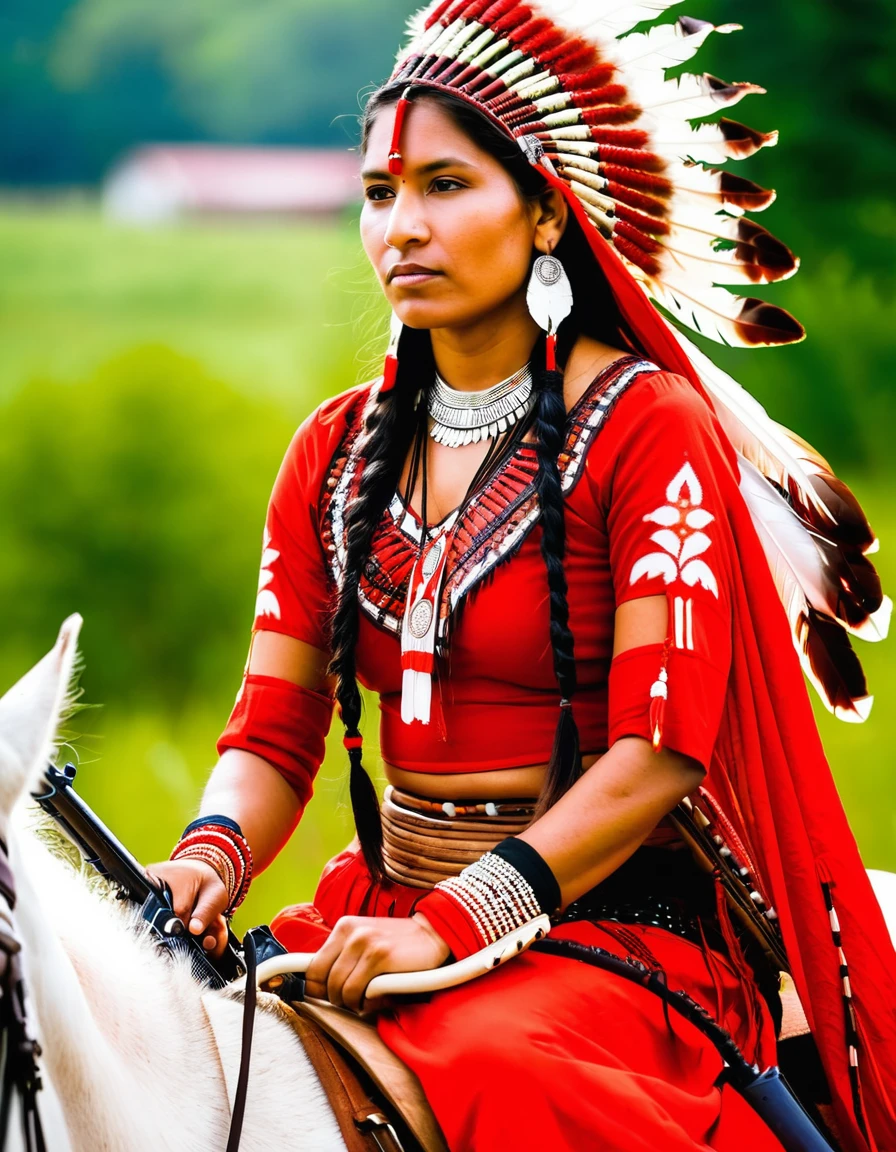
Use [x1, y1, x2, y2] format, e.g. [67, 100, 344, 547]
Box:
[216, 673, 334, 808]
[608, 641, 727, 773]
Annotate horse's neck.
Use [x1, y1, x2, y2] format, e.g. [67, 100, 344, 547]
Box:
[10, 821, 232, 1152]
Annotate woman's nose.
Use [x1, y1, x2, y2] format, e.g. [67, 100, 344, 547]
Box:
[383, 187, 430, 251]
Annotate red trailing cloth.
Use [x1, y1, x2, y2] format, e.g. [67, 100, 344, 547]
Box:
[539, 168, 896, 1151]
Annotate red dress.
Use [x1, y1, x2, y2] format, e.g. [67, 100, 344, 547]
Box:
[221, 358, 794, 1152]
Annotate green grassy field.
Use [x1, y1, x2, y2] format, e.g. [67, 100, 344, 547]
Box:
[0, 204, 385, 414]
[1, 205, 893, 939]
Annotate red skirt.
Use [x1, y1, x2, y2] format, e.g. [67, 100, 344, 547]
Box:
[273, 845, 785, 1152]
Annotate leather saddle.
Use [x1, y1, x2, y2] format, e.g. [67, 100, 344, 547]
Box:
[283, 997, 448, 1152]
[202, 982, 447, 1152]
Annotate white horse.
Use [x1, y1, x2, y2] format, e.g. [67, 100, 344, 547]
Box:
[0, 614, 347, 1152]
[1, 615, 894, 1151]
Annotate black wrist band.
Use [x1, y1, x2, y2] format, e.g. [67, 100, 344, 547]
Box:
[491, 837, 562, 916]
[181, 814, 245, 839]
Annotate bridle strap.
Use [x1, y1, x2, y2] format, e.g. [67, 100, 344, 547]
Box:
[0, 855, 16, 913]
[225, 932, 257, 1152]
[0, 834, 46, 1152]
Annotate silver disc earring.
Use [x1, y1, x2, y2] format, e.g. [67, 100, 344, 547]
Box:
[526, 251, 573, 370]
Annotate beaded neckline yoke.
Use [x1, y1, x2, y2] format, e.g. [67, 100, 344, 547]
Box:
[321, 355, 658, 650]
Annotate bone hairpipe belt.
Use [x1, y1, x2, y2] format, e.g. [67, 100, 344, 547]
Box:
[381, 785, 536, 889]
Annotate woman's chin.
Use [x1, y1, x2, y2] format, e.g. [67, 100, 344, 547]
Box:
[394, 301, 490, 333]
[394, 303, 457, 331]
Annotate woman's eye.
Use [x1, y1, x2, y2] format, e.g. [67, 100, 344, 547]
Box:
[431, 177, 464, 193]
[364, 186, 395, 202]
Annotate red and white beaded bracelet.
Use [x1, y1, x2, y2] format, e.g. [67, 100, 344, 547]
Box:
[170, 820, 253, 914]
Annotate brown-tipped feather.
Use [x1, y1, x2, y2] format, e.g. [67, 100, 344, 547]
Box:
[797, 608, 872, 722]
[676, 163, 776, 211]
[719, 118, 779, 157]
[660, 218, 799, 286]
[739, 458, 888, 646]
[730, 220, 797, 281]
[813, 536, 886, 631]
[719, 172, 776, 211]
[679, 16, 715, 36]
[734, 298, 805, 345]
[648, 276, 805, 347]
[779, 426, 877, 551]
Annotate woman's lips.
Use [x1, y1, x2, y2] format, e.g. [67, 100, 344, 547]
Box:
[391, 271, 442, 286]
[388, 263, 443, 286]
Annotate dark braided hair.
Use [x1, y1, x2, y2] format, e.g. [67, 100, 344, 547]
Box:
[528, 334, 584, 818]
[327, 324, 434, 879]
[334, 84, 631, 875]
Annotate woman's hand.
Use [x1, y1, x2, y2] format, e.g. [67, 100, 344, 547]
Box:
[305, 913, 450, 1014]
[145, 859, 230, 958]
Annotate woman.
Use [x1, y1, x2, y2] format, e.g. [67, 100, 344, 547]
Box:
[150, 3, 896, 1150]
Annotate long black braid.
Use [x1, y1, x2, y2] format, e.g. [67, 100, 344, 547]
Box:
[528, 332, 584, 817]
[327, 326, 434, 879]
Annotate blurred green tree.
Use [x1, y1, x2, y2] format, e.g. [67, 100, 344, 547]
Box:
[0, 346, 296, 711]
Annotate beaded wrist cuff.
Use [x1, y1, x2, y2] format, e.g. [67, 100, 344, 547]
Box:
[170, 820, 253, 914]
[420, 842, 551, 957]
[490, 836, 561, 916]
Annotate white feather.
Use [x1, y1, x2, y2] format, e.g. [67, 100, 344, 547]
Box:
[668, 327, 836, 525]
[649, 120, 777, 164]
[536, 0, 686, 40]
[613, 18, 740, 72]
[626, 72, 763, 122]
[739, 458, 830, 620]
[644, 271, 772, 346]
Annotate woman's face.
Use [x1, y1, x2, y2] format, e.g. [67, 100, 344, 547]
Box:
[360, 99, 548, 332]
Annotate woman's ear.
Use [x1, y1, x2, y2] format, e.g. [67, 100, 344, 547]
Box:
[532, 187, 569, 255]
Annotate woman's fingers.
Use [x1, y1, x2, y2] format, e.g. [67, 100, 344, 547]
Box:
[326, 948, 370, 1010]
[184, 871, 228, 936]
[340, 958, 378, 1014]
[306, 918, 372, 1006]
[305, 924, 348, 999]
[146, 859, 225, 932]
[201, 914, 230, 958]
[304, 917, 450, 1013]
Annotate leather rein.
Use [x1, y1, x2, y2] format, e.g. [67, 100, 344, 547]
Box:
[0, 839, 47, 1152]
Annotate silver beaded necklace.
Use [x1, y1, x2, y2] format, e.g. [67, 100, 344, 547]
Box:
[428, 362, 534, 448]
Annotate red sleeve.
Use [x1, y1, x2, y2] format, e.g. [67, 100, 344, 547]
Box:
[253, 406, 339, 647]
[587, 371, 737, 772]
[216, 382, 372, 799]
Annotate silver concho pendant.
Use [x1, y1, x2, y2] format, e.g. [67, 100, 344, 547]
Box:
[409, 599, 434, 639]
[534, 254, 563, 286]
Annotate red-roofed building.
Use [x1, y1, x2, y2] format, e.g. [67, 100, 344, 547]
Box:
[103, 145, 361, 223]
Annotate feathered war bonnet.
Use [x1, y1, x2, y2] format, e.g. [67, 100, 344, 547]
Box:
[375, 0, 890, 720]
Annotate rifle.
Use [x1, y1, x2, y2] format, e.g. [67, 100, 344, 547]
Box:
[32, 762, 245, 988]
